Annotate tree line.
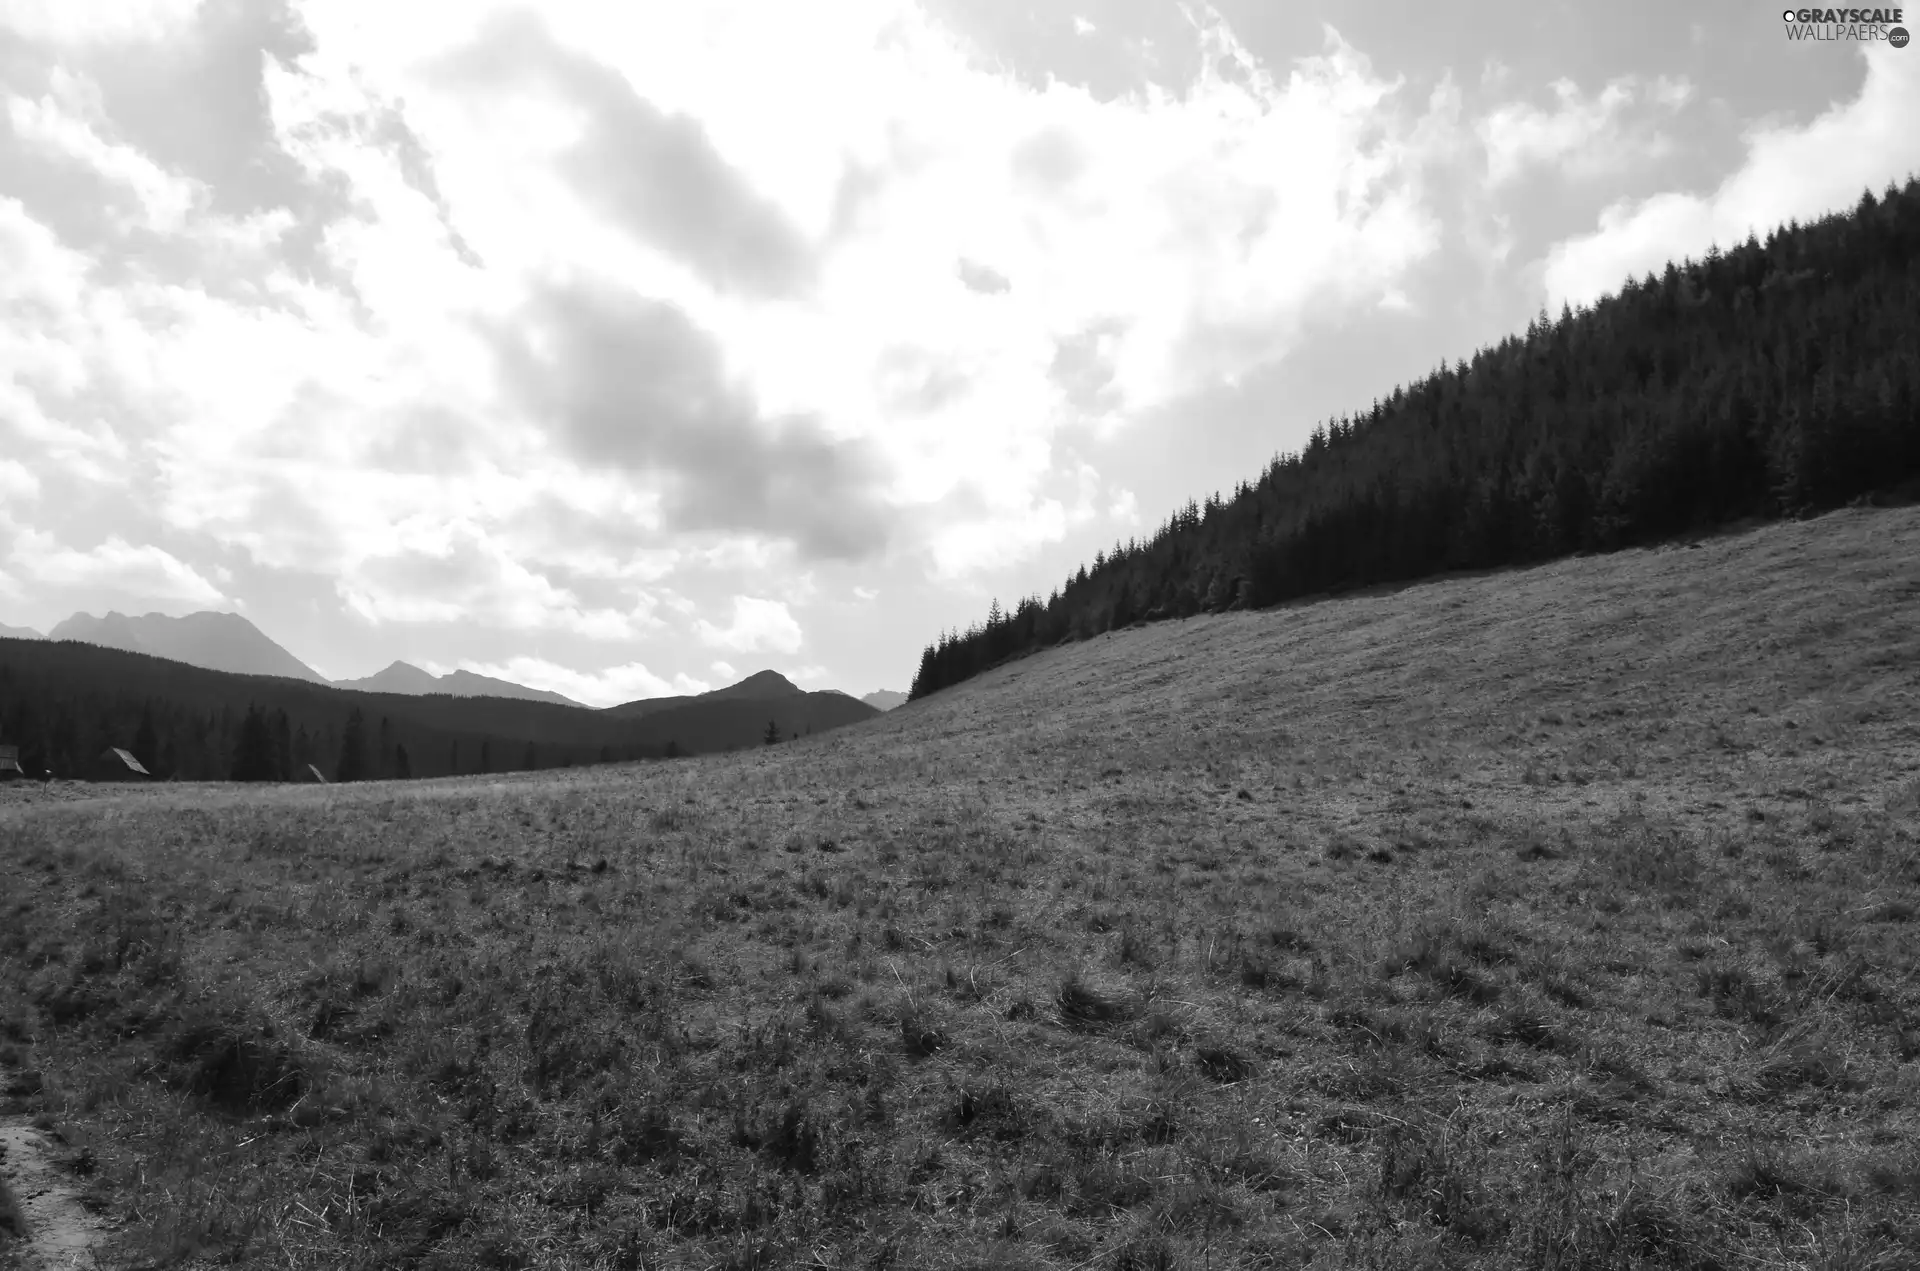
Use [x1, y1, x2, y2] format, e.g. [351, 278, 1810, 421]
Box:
[0, 642, 672, 782]
[911, 177, 1920, 699]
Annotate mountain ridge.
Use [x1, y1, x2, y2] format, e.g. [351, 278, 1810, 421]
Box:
[50, 610, 326, 684]
[332, 660, 584, 707]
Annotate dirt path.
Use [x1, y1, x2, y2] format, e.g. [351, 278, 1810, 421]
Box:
[0, 1099, 115, 1270]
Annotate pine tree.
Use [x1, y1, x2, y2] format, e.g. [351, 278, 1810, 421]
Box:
[231, 705, 276, 782]
[763, 719, 780, 745]
[394, 743, 411, 780]
[335, 708, 367, 783]
[522, 741, 537, 770]
[271, 709, 292, 781]
[133, 703, 158, 775]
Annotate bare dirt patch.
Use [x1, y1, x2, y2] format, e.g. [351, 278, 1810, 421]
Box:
[0, 1108, 115, 1270]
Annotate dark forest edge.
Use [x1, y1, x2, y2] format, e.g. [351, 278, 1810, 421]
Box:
[0, 641, 874, 783]
[911, 178, 1920, 699]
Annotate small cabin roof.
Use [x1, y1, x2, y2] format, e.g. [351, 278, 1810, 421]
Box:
[101, 747, 152, 776]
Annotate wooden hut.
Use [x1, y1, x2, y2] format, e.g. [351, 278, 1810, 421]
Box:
[0, 744, 23, 780]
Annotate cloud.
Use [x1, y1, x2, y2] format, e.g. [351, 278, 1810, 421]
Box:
[436, 9, 814, 299]
[709, 659, 736, 680]
[449, 656, 709, 709]
[1542, 48, 1920, 308]
[695, 595, 803, 654]
[338, 522, 663, 638]
[10, 531, 226, 604]
[0, 0, 204, 45]
[1479, 74, 1687, 187]
[0, 460, 40, 502]
[492, 277, 895, 561]
[955, 256, 1009, 294]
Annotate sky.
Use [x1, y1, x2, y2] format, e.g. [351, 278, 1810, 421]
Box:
[1, 0, 1916, 706]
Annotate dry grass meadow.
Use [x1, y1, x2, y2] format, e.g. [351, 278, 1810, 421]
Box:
[4, 506, 1920, 1270]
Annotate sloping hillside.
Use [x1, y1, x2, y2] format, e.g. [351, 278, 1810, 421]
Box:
[1, 506, 1914, 1267]
[912, 175, 1920, 699]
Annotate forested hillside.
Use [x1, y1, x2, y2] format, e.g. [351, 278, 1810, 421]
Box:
[911, 178, 1920, 699]
[0, 639, 874, 781]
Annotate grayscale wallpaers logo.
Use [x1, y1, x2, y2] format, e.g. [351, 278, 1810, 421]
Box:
[1782, 7, 1909, 42]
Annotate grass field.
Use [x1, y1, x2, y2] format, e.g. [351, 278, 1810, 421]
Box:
[3, 506, 1919, 1270]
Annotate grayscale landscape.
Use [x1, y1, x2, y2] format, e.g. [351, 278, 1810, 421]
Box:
[3, 1, 1918, 1267]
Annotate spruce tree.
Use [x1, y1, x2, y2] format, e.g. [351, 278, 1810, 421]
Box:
[763, 718, 780, 745]
[133, 703, 158, 775]
[394, 743, 411, 780]
[231, 705, 276, 782]
[335, 708, 367, 783]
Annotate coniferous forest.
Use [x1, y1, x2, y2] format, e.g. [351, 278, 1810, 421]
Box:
[910, 179, 1920, 700]
[0, 639, 875, 782]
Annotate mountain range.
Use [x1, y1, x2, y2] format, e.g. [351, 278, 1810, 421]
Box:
[8, 609, 905, 715]
[332, 661, 584, 708]
[49, 611, 327, 683]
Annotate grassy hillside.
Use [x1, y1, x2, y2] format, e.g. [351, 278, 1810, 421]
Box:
[2, 507, 1918, 1269]
[912, 177, 1920, 700]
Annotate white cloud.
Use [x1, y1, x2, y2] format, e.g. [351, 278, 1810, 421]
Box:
[1542, 48, 1920, 308]
[10, 531, 226, 605]
[0, 0, 203, 45]
[7, 76, 202, 231]
[453, 656, 709, 708]
[336, 521, 664, 638]
[0, 0, 1477, 686]
[695, 595, 803, 654]
[1479, 74, 1685, 187]
[709, 659, 737, 680]
[278, 0, 1446, 579]
[0, 461, 39, 502]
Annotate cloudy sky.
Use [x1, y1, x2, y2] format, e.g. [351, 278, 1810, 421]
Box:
[1, 0, 1915, 705]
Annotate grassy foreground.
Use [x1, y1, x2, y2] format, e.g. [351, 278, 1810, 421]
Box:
[3, 508, 1919, 1270]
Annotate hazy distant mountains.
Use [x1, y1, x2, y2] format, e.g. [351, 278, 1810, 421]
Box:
[49, 611, 327, 683]
[604, 669, 814, 719]
[26, 609, 897, 718]
[334, 660, 584, 708]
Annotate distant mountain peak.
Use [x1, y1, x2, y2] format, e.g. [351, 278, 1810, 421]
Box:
[861, 689, 906, 711]
[49, 609, 324, 683]
[333, 661, 582, 707]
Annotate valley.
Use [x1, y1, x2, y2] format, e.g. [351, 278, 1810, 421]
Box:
[2, 506, 1915, 1268]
